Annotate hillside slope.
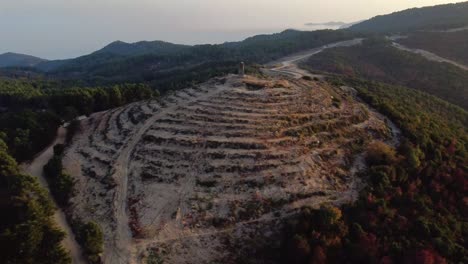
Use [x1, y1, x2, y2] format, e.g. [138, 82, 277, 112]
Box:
[63, 73, 395, 263]
[34, 30, 359, 78]
[0, 52, 46, 68]
[302, 39, 468, 109]
[284, 76, 467, 263]
[94, 40, 190, 56]
[397, 30, 468, 66]
[350, 1, 468, 33]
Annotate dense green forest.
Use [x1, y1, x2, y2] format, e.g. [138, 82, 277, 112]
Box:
[302, 38, 468, 110]
[0, 78, 155, 112]
[44, 144, 74, 207]
[0, 110, 61, 162]
[0, 78, 156, 162]
[283, 77, 467, 263]
[398, 31, 468, 66]
[349, 1, 468, 33]
[0, 139, 70, 263]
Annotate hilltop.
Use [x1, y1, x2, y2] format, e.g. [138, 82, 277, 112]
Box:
[350, 1, 468, 33]
[93, 40, 191, 56]
[0, 52, 47, 68]
[63, 72, 395, 263]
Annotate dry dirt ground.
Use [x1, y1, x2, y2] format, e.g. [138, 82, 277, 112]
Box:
[63, 70, 398, 263]
[267, 38, 363, 79]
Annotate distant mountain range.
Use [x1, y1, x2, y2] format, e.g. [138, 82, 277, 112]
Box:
[0, 52, 47, 68]
[1, 1, 468, 76]
[305, 21, 347, 27]
[8, 29, 357, 77]
[32, 40, 193, 72]
[94, 40, 190, 56]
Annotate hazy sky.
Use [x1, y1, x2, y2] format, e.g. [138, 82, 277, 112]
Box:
[0, 0, 461, 59]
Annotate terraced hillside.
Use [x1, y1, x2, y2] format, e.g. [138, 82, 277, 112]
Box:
[63, 73, 396, 263]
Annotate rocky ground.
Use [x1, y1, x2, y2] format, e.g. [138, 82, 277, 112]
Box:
[63, 72, 396, 263]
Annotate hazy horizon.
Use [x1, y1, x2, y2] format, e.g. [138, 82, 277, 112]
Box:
[0, 0, 462, 59]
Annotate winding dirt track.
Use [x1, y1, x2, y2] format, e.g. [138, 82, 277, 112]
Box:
[106, 85, 228, 264]
[268, 38, 363, 78]
[392, 42, 468, 71]
[20, 127, 86, 264]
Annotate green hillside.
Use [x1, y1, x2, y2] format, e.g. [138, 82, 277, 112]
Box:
[0, 52, 46, 68]
[302, 38, 468, 109]
[350, 1, 468, 33]
[398, 30, 468, 66]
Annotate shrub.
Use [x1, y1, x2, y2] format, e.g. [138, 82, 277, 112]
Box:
[43, 145, 75, 206]
[366, 141, 396, 166]
[74, 221, 103, 264]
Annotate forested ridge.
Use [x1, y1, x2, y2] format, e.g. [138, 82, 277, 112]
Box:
[349, 1, 468, 33]
[0, 30, 361, 87]
[0, 52, 46, 68]
[303, 38, 468, 110]
[398, 30, 468, 66]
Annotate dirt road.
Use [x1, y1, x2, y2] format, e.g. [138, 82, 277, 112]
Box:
[20, 127, 86, 264]
[421, 26, 468, 33]
[267, 38, 363, 78]
[106, 84, 229, 264]
[392, 42, 468, 71]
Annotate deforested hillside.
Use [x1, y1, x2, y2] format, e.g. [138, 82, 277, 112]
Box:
[62, 73, 397, 263]
[302, 39, 468, 110]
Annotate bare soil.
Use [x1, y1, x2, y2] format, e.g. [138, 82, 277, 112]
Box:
[63, 70, 396, 263]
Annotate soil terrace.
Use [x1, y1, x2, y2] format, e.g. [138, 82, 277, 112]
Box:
[63, 74, 393, 263]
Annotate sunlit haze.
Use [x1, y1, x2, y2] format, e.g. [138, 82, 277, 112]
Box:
[0, 0, 461, 59]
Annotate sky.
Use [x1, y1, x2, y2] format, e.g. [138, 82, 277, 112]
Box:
[0, 0, 462, 59]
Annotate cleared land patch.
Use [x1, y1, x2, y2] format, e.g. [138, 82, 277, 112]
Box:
[63, 74, 394, 263]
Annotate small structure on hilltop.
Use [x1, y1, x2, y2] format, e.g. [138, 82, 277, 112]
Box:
[239, 62, 245, 76]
